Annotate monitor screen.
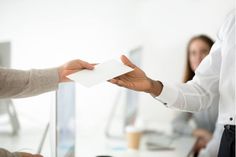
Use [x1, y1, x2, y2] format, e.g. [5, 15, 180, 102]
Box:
[124, 47, 142, 126]
[105, 46, 142, 138]
[0, 42, 11, 67]
[52, 82, 76, 157]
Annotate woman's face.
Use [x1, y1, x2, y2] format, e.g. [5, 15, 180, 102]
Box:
[189, 39, 210, 71]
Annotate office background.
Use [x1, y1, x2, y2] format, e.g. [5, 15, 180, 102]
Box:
[0, 0, 234, 154]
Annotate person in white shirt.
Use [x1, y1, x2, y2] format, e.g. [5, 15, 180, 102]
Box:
[171, 35, 218, 156]
[110, 10, 235, 157]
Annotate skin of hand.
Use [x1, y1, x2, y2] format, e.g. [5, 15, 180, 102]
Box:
[193, 138, 208, 154]
[192, 128, 213, 141]
[20, 152, 43, 157]
[110, 55, 163, 96]
[58, 59, 95, 82]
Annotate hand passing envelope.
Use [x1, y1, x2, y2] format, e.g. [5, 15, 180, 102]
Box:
[67, 55, 162, 96]
[67, 58, 134, 87]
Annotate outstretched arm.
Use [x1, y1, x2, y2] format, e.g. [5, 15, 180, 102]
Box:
[110, 55, 163, 96]
[110, 52, 220, 112]
[0, 59, 94, 99]
[0, 148, 42, 157]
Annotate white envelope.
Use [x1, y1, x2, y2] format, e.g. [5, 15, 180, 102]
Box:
[67, 59, 134, 87]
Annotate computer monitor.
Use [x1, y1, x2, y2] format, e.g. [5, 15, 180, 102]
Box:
[51, 82, 76, 157]
[0, 42, 11, 67]
[105, 46, 142, 139]
[124, 46, 142, 127]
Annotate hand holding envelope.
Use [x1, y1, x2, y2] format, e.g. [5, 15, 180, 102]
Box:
[67, 55, 163, 96]
[67, 59, 134, 87]
[108, 55, 163, 96]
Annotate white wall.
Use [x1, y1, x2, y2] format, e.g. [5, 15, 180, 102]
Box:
[0, 0, 234, 141]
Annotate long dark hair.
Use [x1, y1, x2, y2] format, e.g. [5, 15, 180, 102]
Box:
[183, 35, 214, 83]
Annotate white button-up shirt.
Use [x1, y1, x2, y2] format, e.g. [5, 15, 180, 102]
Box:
[155, 10, 235, 125]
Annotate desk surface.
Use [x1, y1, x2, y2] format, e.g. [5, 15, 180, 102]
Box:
[75, 134, 196, 157]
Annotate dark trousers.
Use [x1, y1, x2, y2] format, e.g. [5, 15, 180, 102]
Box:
[218, 125, 235, 157]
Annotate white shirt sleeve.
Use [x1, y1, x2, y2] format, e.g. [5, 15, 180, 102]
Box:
[153, 12, 233, 112]
[153, 10, 235, 125]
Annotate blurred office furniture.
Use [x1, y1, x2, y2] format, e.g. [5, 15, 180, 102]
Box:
[50, 82, 76, 157]
[0, 42, 20, 135]
[37, 123, 50, 154]
[37, 83, 76, 157]
[76, 128, 197, 157]
[105, 46, 142, 139]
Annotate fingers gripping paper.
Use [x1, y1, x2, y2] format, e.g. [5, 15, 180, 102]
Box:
[67, 59, 133, 87]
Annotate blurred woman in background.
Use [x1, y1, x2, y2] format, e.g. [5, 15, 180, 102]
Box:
[171, 35, 218, 156]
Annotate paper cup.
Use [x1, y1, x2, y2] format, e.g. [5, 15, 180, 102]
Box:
[126, 126, 142, 150]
